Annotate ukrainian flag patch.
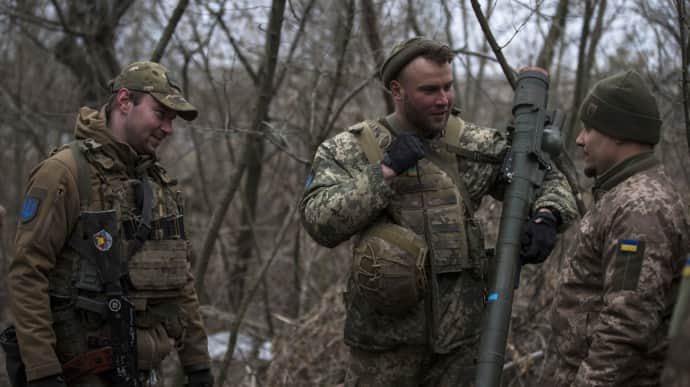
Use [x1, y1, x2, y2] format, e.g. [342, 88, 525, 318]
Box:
[683, 258, 690, 278]
[406, 166, 418, 177]
[619, 239, 639, 253]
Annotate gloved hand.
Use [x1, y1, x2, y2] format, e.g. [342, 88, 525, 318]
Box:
[185, 368, 214, 387]
[520, 210, 559, 264]
[382, 133, 425, 175]
[28, 375, 67, 387]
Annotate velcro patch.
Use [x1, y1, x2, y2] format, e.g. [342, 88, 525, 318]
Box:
[611, 239, 645, 291]
[20, 187, 47, 224]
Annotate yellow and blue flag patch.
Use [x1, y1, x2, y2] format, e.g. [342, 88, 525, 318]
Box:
[619, 239, 639, 253]
[683, 258, 690, 278]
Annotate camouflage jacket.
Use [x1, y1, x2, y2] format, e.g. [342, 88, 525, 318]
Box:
[300, 114, 577, 351]
[551, 152, 690, 387]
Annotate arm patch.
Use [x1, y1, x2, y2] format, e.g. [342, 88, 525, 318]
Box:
[611, 239, 645, 291]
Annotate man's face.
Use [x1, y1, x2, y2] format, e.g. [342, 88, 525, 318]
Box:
[393, 57, 454, 136]
[576, 127, 620, 177]
[124, 93, 176, 155]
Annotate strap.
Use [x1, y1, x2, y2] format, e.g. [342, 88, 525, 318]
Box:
[365, 223, 427, 259]
[69, 141, 92, 210]
[350, 121, 384, 164]
[127, 177, 153, 259]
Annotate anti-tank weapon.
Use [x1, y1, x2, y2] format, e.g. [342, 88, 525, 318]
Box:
[474, 67, 564, 387]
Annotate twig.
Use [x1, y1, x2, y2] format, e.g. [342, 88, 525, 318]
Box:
[150, 0, 190, 62]
[469, 0, 517, 89]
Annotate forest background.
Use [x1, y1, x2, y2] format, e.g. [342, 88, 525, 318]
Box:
[0, 0, 688, 386]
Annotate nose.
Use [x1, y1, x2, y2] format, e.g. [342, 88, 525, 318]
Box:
[575, 129, 585, 147]
[161, 118, 174, 136]
[437, 90, 451, 106]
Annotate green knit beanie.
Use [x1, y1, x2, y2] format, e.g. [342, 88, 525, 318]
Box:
[379, 37, 452, 90]
[578, 70, 662, 144]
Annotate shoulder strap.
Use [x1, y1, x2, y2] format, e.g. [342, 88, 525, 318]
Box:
[69, 140, 92, 210]
[348, 121, 384, 164]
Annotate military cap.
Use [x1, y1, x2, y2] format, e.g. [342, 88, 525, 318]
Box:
[380, 37, 452, 90]
[110, 61, 198, 121]
[579, 70, 662, 145]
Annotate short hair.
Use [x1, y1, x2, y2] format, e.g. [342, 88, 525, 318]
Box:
[105, 90, 147, 125]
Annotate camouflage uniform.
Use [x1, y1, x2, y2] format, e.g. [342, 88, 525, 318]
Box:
[7, 106, 210, 385]
[300, 114, 577, 386]
[551, 152, 690, 387]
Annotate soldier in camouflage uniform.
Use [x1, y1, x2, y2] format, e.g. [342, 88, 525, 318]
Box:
[551, 70, 690, 387]
[7, 62, 213, 387]
[300, 37, 577, 386]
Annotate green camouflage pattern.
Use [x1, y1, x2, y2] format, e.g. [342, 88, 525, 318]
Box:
[110, 61, 198, 121]
[300, 116, 577, 357]
[551, 154, 690, 387]
[352, 222, 428, 315]
[344, 342, 477, 387]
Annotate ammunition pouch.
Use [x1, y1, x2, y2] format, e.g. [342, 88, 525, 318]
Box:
[1, 326, 27, 387]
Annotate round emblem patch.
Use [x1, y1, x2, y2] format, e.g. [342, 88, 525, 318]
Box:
[108, 298, 122, 312]
[93, 229, 113, 252]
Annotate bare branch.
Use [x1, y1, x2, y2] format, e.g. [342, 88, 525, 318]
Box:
[470, 0, 517, 89]
[150, 0, 190, 62]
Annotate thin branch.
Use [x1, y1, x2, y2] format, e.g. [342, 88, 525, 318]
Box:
[676, 0, 690, 153]
[274, 0, 317, 92]
[215, 202, 299, 385]
[150, 0, 189, 62]
[323, 73, 375, 139]
[469, 0, 517, 89]
[207, 3, 259, 85]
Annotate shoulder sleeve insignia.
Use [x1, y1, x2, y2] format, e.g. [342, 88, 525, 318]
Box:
[20, 197, 40, 223]
[20, 187, 47, 224]
[611, 239, 645, 291]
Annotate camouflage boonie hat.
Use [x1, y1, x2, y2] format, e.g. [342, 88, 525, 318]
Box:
[379, 37, 452, 90]
[110, 61, 198, 121]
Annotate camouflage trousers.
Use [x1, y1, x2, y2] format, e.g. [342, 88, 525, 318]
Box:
[344, 342, 477, 387]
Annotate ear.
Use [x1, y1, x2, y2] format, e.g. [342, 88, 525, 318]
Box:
[389, 80, 404, 101]
[114, 88, 133, 115]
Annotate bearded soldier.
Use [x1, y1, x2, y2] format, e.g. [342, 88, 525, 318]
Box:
[300, 37, 577, 386]
[6, 62, 213, 387]
[551, 70, 690, 386]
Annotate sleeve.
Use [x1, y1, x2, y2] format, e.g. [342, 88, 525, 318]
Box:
[457, 121, 577, 230]
[299, 132, 395, 248]
[176, 251, 211, 369]
[573, 198, 679, 386]
[532, 165, 578, 231]
[8, 157, 80, 381]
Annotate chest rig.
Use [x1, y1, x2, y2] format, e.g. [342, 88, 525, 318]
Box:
[345, 115, 495, 352]
[47, 139, 189, 379]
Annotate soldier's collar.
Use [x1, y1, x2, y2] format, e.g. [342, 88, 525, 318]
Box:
[592, 151, 658, 201]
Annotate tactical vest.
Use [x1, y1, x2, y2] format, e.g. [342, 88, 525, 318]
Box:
[343, 114, 498, 353]
[47, 139, 190, 374]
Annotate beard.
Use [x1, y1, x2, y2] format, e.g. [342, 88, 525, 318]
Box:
[402, 95, 447, 137]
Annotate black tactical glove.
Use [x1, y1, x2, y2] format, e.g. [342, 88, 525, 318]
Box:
[520, 210, 559, 264]
[28, 375, 67, 387]
[382, 133, 425, 175]
[185, 368, 214, 387]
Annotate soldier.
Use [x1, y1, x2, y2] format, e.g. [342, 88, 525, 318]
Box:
[551, 70, 690, 386]
[662, 257, 690, 387]
[300, 37, 577, 386]
[6, 62, 213, 387]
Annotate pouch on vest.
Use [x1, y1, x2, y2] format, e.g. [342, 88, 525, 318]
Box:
[0, 326, 27, 387]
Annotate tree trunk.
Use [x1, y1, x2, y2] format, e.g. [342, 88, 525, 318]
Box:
[231, 0, 287, 309]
